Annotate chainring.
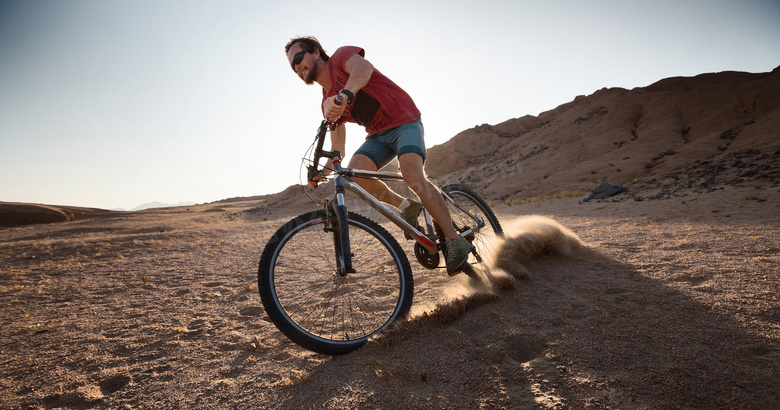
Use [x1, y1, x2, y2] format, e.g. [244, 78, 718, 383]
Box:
[413, 242, 441, 269]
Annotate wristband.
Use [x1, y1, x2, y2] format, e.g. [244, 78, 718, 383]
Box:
[338, 89, 355, 105]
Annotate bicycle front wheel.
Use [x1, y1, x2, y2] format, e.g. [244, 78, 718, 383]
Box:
[438, 184, 504, 268]
[258, 210, 413, 355]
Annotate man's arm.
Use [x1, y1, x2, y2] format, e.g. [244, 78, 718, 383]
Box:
[341, 53, 373, 94]
[323, 53, 374, 122]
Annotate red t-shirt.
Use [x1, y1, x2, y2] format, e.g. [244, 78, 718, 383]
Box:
[322, 46, 421, 137]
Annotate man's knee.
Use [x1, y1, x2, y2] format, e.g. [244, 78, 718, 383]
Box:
[398, 152, 425, 177]
[396, 156, 431, 199]
[400, 169, 426, 193]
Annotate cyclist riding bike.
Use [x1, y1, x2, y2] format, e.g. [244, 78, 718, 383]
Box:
[284, 36, 472, 275]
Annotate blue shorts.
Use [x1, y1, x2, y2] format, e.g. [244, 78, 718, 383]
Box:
[355, 116, 426, 169]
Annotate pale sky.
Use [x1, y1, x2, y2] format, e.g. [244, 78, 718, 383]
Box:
[1, 0, 778, 210]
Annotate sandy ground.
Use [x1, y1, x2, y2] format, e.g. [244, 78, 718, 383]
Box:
[1, 186, 778, 409]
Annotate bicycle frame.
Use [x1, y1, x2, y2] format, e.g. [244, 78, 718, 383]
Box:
[309, 120, 486, 275]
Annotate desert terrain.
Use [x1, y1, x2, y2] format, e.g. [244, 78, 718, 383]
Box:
[1, 67, 778, 409]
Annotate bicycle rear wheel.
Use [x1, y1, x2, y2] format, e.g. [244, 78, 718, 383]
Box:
[258, 210, 413, 355]
[438, 184, 503, 269]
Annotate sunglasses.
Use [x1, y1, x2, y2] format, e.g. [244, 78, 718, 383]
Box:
[290, 50, 307, 72]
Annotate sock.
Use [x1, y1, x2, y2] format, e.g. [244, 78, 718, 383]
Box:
[398, 198, 410, 212]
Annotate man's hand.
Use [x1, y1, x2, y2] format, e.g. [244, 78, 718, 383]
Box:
[307, 159, 333, 188]
[308, 174, 325, 188]
[323, 94, 346, 122]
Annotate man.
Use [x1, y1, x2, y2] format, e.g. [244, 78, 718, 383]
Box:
[284, 36, 472, 275]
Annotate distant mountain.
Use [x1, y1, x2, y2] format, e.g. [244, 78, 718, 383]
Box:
[130, 201, 196, 211]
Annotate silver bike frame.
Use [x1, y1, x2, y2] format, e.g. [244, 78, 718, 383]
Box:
[331, 166, 487, 262]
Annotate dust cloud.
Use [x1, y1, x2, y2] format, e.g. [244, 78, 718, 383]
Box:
[383, 216, 585, 339]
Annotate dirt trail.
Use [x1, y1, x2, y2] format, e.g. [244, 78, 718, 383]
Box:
[1, 187, 778, 408]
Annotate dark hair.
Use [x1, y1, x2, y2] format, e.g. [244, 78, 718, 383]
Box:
[285, 36, 329, 61]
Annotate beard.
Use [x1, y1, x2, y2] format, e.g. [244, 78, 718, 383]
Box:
[303, 62, 318, 85]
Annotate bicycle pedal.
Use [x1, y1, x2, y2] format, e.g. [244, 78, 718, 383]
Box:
[447, 261, 465, 276]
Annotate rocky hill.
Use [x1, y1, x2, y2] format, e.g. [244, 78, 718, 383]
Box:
[425, 66, 780, 202]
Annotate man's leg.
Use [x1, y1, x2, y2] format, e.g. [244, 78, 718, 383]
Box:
[397, 153, 460, 240]
[352, 150, 472, 274]
[399, 152, 472, 275]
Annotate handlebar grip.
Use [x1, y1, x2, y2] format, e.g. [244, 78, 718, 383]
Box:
[334, 94, 344, 106]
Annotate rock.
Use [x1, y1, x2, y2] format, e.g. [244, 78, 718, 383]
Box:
[584, 183, 624, 201]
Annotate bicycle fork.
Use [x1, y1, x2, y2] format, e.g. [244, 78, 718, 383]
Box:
[327, 184, 355, 277]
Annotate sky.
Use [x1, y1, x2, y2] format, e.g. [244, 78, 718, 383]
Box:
[1, 0, 778, 211]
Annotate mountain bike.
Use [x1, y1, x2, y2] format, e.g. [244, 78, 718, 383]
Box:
[258, 119, 503, 355]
